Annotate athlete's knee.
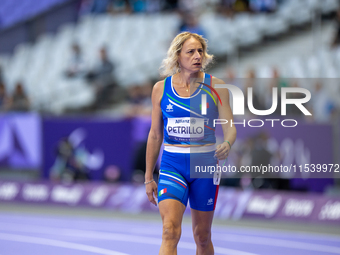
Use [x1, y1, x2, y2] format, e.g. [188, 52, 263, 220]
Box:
[194, 228, 211, 248]
[162, 222, 181, 243]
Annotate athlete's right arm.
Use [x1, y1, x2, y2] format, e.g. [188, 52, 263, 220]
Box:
[145, 80, 164, 206]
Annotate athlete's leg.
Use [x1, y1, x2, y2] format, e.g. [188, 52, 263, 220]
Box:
[157, 151, 189, 254]
[188, 151, 218, 255]
[191, 209, 215, 255]
[159, 199, 186, 255]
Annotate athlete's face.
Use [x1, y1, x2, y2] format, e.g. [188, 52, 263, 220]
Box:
[178, 37, 203, 73]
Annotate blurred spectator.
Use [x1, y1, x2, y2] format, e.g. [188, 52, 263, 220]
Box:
[270, 67, 288, 89]
[80, 0, 112, 14]
[178, 12, 206, 38]
[128, 86, 144, 104]
[163, 0, 178, 11]
[310, 81, 335, 123]
[64, 43, 87, 78]
[226, 68, 236, 83]
[86, 47, 115, 108]
[286, 80, 305, 116]
[0, 65, 3, 83]
[226, 67, 241, 88]
[0, 82, 8, 111]
[219, 0, 250, 15]
[109, 0, 131, 13]
[250, 132, 290, 190]
[125, 82, 153, 117]
[219, 0, 236, 17]
[91, 0, 112, 13]
[129, 0, 147, 12]
[50, 137, 89, 183]
[138, 82, 153, 114]
[225, 68, 241, 110]
[7, 82, 30, 112]
[178, 0, 200, 12]
[249, 0, 277, 13]
[232, 0, 249, 12]
[331, 8, 340, 48]
[79, 0, 165, 14]
[251, 132, 272, 188]
[265, 67, 287, 115]
[145, 0, 163, 13]
[244, 68, 265, 113]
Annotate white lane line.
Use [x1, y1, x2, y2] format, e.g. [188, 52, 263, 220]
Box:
[130, 228, 340, 254]
[177, 241, 257, 255]
[0, 223, 258, 255]
[212, 225, 340, 241]
[213, 234, 340, 254]
[0, 233, 129, 255]
[1, 221, 340, 255]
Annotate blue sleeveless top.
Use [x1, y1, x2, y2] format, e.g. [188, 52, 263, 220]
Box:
[161, 73, 219, 146]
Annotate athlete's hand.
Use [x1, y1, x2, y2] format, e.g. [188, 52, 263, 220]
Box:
[145, 180, 158, 206]
[215, 142, 231, 160]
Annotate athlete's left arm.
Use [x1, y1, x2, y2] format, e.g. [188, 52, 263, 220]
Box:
[212, 77, 237, 160]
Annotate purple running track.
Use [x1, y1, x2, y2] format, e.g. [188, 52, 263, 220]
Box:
[0, 213, 339, 255]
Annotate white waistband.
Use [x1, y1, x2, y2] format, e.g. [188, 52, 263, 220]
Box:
[164, 144, 216, 153]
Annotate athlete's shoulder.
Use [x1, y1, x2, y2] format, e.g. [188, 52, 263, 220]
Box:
[151, 79, 166, 104]
[153, 79, 166, 93]
[210, 75, 225, 87]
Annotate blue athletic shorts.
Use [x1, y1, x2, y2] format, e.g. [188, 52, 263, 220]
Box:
[158, 150, 219, 211]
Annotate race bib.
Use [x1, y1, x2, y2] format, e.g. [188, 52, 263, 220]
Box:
[166, 117, 204, 142]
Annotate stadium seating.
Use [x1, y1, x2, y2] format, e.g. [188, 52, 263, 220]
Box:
[0, 1, 339, 113]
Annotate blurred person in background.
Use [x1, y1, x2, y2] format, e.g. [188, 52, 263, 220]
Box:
[331, 8, 340, 48]
[225, 68, 241, 111]
[79, 0, 112, 15]
[144, 0, 163, 13]
[7, 82, 30, 112]
[250, 132, 272, 189]
[0, 65, 3, 83]
[50, 137, 90, 183]
[0, 82, 9, 111]
[269, 67, 288, 89]
[138, 81, 153, 114]
[243, 68, 265, 115]
[249, 0, 277, 13]
[265, 67, 287, 116]
[310, 81, 336, 123]
[125, 82, 153, 117]
[286, 80, 306, 117]
[231, 0, 250, 13]
[178, 12, 206, 38]
[163, 0, 178, 11]
[86, 47, 116, 108]
[145, 32, 237, 255]
[90, 0, 112, 13]
[64, 43, 87, 78]
[226, 67, 241, 89]
[219, 0, 236, 17]
[251, 132, 289, 190]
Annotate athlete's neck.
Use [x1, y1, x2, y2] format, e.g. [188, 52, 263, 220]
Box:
[176, 71, 203, 87]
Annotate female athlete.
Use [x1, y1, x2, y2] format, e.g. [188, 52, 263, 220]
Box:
[145, 31, 237, 255]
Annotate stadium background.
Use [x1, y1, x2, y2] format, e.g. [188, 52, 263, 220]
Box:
[0, 0, 340, 254]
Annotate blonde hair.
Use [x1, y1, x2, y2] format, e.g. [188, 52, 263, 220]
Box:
[159, 32, 214, 78]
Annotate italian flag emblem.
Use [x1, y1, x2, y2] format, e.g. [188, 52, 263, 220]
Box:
[159, 188, 167, 197]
